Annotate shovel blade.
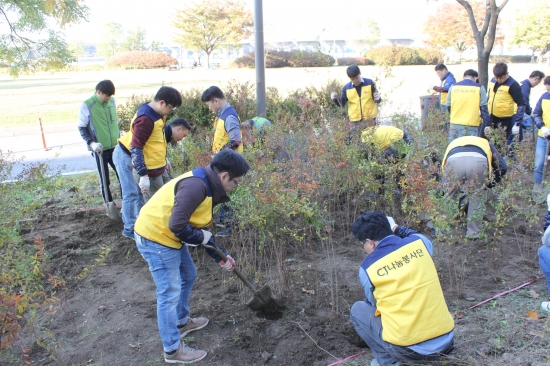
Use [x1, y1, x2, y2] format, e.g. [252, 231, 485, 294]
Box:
[245, 284, 273, 311]
[105, 202, 120, 220]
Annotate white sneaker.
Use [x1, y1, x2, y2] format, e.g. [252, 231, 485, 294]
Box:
[541, 301, 550, 312]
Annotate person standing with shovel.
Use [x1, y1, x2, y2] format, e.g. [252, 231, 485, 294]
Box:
[532, 76, 550, 203]
[134, 149, 249, 363]
[78, 80, 120, 219]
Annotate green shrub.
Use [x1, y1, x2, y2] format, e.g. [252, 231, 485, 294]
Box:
[365, 45, 423, 66]
[489, 55, 533, 63]
[105, 51, 177, 69]
[414, 47, 444, 65]
[336, 57, 374, 66]
[234, 50, 334, 68]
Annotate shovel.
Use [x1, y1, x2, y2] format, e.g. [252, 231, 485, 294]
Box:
[96, 151, 120, 220]
[202, 242, 273, 311]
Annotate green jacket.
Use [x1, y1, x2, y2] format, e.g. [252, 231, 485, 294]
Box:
[81, 94, 119, 150]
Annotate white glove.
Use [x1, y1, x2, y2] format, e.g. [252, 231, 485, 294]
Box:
[484, 126, 491, 137]
[547, 193, 550, 211]
[90, 142, 103, 153]
[330, 92, 338, 99]
[373, 92, 381, 102]
[201, 229, 212, 245]
[541, 126, 550, 137]
[511, 124, 520, 135]
[220, 256, 236, 271]
[139, 176, 150, 193]
[386, 216, 398, 232]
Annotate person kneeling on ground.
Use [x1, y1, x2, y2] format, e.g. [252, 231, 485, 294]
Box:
[350, 211, 455, 366]
[441, 136, 508, 239]
[134, 149, 250, 363]
[539, 194, 550, 312]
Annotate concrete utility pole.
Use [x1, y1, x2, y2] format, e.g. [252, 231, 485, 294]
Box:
[254, 0, 266, 117]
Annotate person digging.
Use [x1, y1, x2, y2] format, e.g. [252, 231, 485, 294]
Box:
[133, 149, 249, 363]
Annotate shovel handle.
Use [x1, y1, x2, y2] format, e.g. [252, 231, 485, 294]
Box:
[201, 242, 258, 293]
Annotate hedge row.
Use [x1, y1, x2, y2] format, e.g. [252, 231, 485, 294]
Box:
[234, 50, 335, 68]
[105, 51, 177, 69]
[336, 57, 374, 66]
[364, 46, 444, 66]
[489, 55, 534, 63]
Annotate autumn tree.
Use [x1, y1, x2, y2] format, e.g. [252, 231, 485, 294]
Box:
[172, 0, 253, 68]
[97, 23, 122, 58]
[0, 0, 89, 77]
[511, 0, 550, 64]
[120, 27, 147, 52]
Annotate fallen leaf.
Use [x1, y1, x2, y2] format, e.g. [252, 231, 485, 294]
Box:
[530, 289, 540, 298]
[526, 310, 540, 320]
[301, 287, 315, 295]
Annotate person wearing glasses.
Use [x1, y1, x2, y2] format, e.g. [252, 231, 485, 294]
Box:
[113, 86, 185, 240]
[350, 211, 454, 366]
[202, 86, 243, 237]
[134, 149, 249, 363]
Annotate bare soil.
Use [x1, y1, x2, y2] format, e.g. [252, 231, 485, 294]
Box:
[6, 199, 550, 366]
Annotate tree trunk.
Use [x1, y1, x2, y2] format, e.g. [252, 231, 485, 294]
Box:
[206, 52, 211, 69]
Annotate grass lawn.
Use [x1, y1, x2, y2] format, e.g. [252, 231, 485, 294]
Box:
[1, 63, 548, 128]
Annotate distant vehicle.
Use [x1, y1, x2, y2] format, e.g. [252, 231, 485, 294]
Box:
[167, 64, 180, 71]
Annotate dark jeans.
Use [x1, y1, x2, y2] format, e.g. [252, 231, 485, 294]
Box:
[93, 148, 120, 203]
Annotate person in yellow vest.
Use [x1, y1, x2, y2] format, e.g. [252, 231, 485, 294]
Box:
[532, 76, 550, 200]
[331, 65, 382, 130]
[445, 69, 490, 142]
[442, 136, 507, 238]
[113, 86, 185, 240]
[483, 62, 525, 152]
[361, 125, 411, 161]
[202, 86, 243, 237]
[134, 149, 249, 363]
[350, 211, 454, 366]
[433, 63, 456, 112]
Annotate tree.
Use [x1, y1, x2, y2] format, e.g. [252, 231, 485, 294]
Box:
[345, 19, 380, 54]
[120, 27, 147, 52]
[150, 40, 163, 52]
[0, 0, 89, 77]
[173, 0, 253, 68]
[511, 0, 550, 64]
[454, 0, 509, 88]
[97, 23, 122, 58]
[68, 39, 85, 59]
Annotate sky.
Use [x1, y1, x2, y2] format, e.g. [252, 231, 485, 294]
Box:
[60, 0, 523, 46]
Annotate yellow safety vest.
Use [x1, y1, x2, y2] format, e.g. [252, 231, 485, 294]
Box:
[538, 99, 550, 137]
[365, 237, 454, 346]
[488, 80, 515, 118]
[442, 136, 493, 177]
[361, 126, 404, 151]
[212, 105, 243, 153]
[134, 168, 213, 249]
[119, 113, 167, 170]
[346, 85, 378, 122]
[449, 82, 481, 127]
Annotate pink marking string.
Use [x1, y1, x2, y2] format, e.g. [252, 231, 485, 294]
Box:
[327, 351, 367, 366]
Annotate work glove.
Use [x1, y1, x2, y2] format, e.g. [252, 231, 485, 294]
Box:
[201, 229, 213, 245]
[330, 92, 338, 99]
[386, 216, 398, 232]
[139, 176, 150, 193]
[432, 86, 443, 92]
[90, 142, 103, 153]
[484, 126, 491, 137]
[541, 126, 550, 138]
[511, 124, 520, 135]
[220, 255, 236, 271]
[373, 92, 381, 102]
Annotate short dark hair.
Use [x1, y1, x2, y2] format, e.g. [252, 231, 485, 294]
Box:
[154, 86, 182, 107]
[435, 63, 447, 71]
[493, 62, 508, 78]
[96, 80, 115, 96]
[170, 118, 191, 131]
[211, 149, 250, 180]
[201, 86, 225, 102]
[544, 76, 550, 86]
[463, 69, 478, 78]
[346, 65, 361, 78]
[351, 211, 393, 242]
[530, 70, 545, 80]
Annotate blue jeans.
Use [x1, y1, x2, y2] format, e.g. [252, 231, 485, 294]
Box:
[448, 124, 479, 143]
[534, 137, 548, 184]
[135, 233, 197, 353]
[113, 145, 144, 236]
[539, 245, 550, 297]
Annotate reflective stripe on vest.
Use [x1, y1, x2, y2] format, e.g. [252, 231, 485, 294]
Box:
[364, 237, 454, 346]
[212, 106, 243, 153]
[118, 114, 167, 170]
[450, 82, 481, 127]
[538, 99, 550, 138]
[346, 85, 377, 122]
[134, 167, 213, 249]
[361, 125, 404, 151]
[488, 80, 515, 118]
[442, 136, 493, 177]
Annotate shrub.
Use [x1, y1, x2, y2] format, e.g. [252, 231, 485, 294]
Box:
[234, 50, 334, 68]
[414, 47, 444, 65]
[105, 51, 177, 69]
[365, 45, 422, 66]
[489, 55, 533, 63]
[336, 57, 374, 66]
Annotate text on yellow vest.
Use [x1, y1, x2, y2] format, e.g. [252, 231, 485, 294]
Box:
[450, 81, 481, 127]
